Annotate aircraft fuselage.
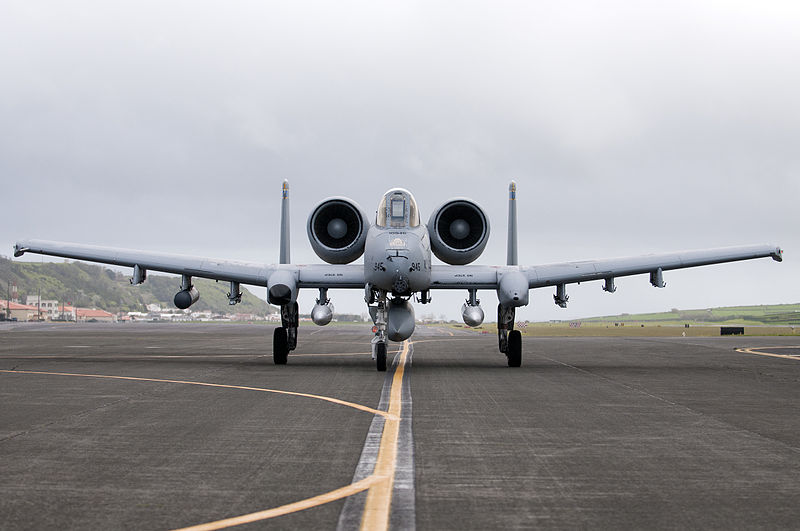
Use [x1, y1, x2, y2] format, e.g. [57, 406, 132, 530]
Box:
[363, 224, 431, 295]
[362, 188, 431, 296]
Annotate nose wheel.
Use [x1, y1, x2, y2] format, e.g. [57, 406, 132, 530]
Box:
[376, 342, 387, 371]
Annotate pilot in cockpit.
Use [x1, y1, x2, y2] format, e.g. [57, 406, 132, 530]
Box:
[376, 189, 420, 229]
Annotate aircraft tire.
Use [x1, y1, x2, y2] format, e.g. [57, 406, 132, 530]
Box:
[273, 327, 289, 365]
[507, 330, 522, 367]
[376, 342, 387, 372]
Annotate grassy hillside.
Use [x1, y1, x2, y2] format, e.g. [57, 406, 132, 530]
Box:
[579, 303, 800, 326]
[0, 257, 275, 315]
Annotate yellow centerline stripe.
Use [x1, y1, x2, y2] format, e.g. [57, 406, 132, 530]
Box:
[0, 370, 397, 421]
[360, 340, 409, 531]
[173, 476, 381, 531]
[736, 346, 800, 361]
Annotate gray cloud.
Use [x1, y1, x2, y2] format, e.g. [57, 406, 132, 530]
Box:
[2, 1, 797, 320]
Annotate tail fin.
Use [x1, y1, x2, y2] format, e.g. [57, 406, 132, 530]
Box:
[507, 181, 518, 266]
[280, 180, 290, 264]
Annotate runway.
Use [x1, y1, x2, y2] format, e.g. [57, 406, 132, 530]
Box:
[1, 323, 799, 529]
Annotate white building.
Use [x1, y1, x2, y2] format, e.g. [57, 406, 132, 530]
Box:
[25, 297, 57, 318]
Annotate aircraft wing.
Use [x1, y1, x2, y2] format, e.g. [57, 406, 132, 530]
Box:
[430, 244, 783, 289]
[13, 239, 365, 288]
[13, 239, 782, 292]
[523, 244, 782, 288]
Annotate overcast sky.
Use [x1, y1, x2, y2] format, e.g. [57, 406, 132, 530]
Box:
[2, 1, 797, 321]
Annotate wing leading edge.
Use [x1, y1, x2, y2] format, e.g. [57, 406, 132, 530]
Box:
[524, 244, 782, 289]
[13, 239, 365, 288]
[429, 244, 782, 290]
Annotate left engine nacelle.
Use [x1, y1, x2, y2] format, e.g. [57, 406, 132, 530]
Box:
[174, 287, 199, 309]
[428, 198, 490, 265]
[307, 197, 370, 264]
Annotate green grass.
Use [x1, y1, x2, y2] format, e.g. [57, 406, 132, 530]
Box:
[439, 302, 800, 337]
[443, 322, 798, 337]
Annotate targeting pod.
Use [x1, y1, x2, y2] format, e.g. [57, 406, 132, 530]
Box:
[311, 302, 334, 326]
[461, 303, 484, 327]
[462, 289, 484, 327]
[311, 288, 333, 326]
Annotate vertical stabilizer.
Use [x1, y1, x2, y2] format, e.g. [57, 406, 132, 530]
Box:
[507, 181, 518, 266]
[280, 180, 290, 264]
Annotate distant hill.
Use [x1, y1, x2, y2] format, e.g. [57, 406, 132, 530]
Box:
[0, 256, 275, 315]
[579, 303, 800, 326]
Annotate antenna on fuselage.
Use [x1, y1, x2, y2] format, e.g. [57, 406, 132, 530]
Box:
[280, 180, 290, 264]
[507, 181, 518, 266]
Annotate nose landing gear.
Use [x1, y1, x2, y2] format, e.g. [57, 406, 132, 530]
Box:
[375, 341, 387, 371]
[368, 289, 391, 372]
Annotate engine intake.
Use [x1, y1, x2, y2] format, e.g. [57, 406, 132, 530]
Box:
[428, 199, 490, 265]
[307, 197, 370, 264]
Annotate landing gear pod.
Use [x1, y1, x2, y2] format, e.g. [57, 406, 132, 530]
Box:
[497, 270, 529, 307]
[267, 270, 298, 306]
[387, 298, 415, 342]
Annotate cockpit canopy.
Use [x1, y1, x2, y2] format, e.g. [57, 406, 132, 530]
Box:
[376, 188, 420, 228]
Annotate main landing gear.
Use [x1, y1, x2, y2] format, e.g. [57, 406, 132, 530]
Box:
[498, 304, 522, 367]
[273, 302, 298, 365]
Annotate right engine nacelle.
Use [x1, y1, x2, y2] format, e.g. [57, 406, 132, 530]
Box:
[427, 199, 490, 265]
[307, 197, 370, 264]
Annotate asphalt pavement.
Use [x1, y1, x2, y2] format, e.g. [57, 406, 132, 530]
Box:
[1, 322, 799, 529]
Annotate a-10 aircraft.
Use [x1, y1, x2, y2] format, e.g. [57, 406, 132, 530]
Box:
[14, 182, 783, 371]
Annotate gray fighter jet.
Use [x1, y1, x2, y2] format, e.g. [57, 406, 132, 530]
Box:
[14, 181, 783, 371]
